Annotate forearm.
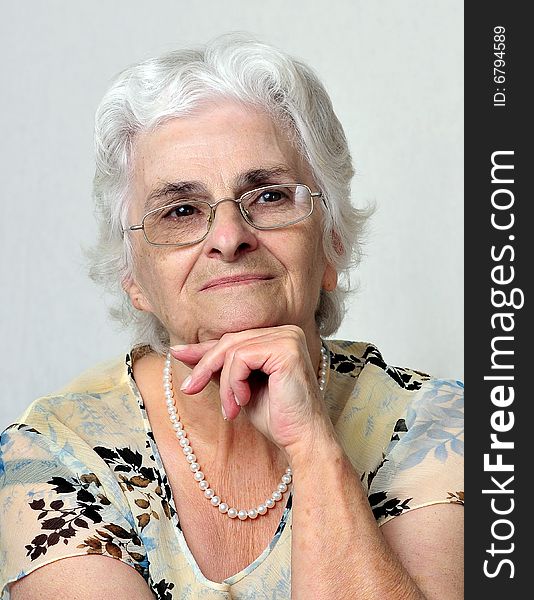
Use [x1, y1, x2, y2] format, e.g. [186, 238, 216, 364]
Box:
[288, 424, 425, 600]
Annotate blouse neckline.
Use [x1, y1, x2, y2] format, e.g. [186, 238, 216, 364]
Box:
[123, 349, 297, 589]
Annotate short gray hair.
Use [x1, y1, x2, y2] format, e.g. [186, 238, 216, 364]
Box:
[88, 33, 371, 354]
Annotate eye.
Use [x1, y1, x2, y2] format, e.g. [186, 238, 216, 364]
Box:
[256, 190, 286, 203]
[163, 203, 200, 218]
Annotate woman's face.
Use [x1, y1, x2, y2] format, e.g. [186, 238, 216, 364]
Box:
[125, 100, 337, 345]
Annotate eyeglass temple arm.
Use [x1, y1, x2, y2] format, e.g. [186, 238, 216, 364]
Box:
[122, 224, 144, 234]
[311, 191, 327, 208]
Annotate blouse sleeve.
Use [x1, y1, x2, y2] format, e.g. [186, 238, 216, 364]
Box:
[367, 378, 464, 526]
[0, 423, 149, 599]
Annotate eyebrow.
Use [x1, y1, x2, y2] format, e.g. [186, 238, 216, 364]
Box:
[144, 165, 297, 212]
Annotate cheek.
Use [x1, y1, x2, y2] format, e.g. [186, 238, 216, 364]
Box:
[132, 249, 174, 302]
[131, 244, 199, 311]
[285, 230, 326, 292]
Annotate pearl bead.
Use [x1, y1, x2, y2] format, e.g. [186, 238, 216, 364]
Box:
[162, 347, 328, 522]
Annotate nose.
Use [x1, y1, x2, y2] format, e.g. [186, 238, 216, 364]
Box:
[203, 199, 259, 261]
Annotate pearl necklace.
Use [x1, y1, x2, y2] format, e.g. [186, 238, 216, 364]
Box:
[163, 343, 328, 521]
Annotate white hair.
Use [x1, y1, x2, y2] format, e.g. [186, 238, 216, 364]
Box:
[88, 33, 371, 354]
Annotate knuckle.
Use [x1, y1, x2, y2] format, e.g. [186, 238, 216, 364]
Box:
[233, 346, 245, 362]
[220, 332, 235, 345]
[284, 325, 305, 345]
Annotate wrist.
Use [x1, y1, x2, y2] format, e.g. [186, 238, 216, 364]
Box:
[284, 416, 343, 470]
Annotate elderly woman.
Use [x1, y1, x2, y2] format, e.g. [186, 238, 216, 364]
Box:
[0, 35, 463, 599]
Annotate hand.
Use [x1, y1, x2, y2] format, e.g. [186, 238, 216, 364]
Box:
[170, 326, 333, 455]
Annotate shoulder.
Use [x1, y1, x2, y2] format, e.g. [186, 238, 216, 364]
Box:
[326, 339, 434, 391]
[0, 354, 157, 598]
[0, 352, 147, 501]
[2, 354, 135, 444]
[325, 339, 463, 524]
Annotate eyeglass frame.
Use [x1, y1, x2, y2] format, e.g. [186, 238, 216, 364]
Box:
[123, 183, 324, 248]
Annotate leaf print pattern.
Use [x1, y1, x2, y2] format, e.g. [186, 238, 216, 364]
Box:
[76, 523, 147, 576]
[20, 468, 149, 579]
[447, 491, 464, 505]
[362, 345, 431, 391]
[329, 342, 431, 391]
[390, 419, 408, 442]
[368, 491, 412, 520]
[94, 445, 175, 529]
[150, 578, 176, 600]
[400, 379, 464, 470]
[4, 423, 42, 435]
[329, 349, 366, 377]
[24, 473, 107, 561]
[360, 455, 388, 492]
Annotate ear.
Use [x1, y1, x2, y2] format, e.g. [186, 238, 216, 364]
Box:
[321, 262, 338, 292]
[122, 276, 153, 312]
[321, 230, 342, 292]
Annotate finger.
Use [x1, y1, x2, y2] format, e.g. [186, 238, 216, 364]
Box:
[178, 327, 306, 395]
[226, 342, 272, 408]
[218, 348, 244, 421]
[179, 345, 229, 394]
[177, 330, 275, 394]
[169, 340, 218, 364]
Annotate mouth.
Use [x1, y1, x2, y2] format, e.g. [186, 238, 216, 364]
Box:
[200, 274, 273, 291]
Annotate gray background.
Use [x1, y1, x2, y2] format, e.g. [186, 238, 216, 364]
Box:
[0, 1, 463, 431]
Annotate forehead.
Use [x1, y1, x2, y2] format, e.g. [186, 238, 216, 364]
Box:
[131, 101, 306, 206]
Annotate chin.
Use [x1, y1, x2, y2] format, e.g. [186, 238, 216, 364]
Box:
[197, 302, 287, 339]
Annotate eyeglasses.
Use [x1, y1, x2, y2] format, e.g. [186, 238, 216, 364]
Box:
[124, 183, 323, 247]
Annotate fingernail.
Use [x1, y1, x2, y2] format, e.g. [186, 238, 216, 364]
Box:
[180, 375, 192, 391]
[233, 392, 240, 407]
[221, 404, 228, 420]
[171, 344, 188, 352]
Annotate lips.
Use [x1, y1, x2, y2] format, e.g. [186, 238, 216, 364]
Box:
[200, 274, 272, 291]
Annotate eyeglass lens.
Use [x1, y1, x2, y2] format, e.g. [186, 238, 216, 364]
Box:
[143, 184, 312, 245]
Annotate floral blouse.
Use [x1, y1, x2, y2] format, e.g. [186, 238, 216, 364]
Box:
[0, 340, 464, 599]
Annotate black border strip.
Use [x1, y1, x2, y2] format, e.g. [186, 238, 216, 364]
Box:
[465, 3, 530, 596]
